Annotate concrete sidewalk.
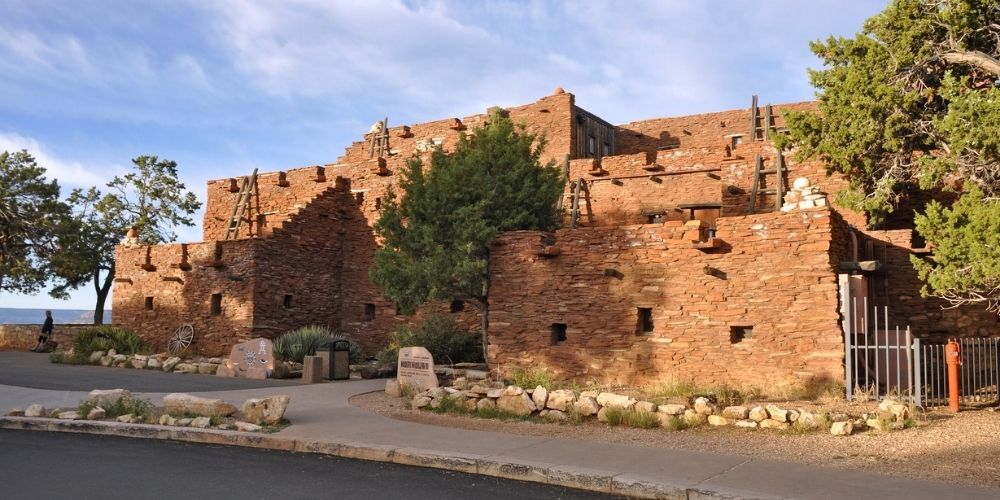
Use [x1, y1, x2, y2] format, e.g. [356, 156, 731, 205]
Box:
[0, 380, 994, 500]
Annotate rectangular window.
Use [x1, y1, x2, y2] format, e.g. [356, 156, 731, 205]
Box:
[283, 294, 294, 308]
[637, 308, 654, 335]
[730, 326, 753, 344]
[450, 300, 465, 313]
[587, 136, 596, 156]
[730, 135, 743, 149]
[551, 323, 567, 345]
[364, 303, 376, 321]
[144, 297, 154, 311]
[375, 197, 382, 210]
[211, 294, 222, 315]
[355, 192, 364, 205]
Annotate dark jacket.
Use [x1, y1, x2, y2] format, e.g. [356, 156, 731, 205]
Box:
[41, 317, 53, 335]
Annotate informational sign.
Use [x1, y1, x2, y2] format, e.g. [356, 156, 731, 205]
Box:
[397, 346, 438, 390]
[226, 337, 275, 380]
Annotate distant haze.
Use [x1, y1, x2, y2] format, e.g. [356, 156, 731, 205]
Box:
[0, 308, 112, 325]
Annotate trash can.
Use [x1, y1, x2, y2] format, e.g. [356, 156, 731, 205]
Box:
[317, 339, 351, 381]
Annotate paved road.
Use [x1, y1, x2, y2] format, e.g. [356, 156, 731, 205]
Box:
[0, 430, 613, 499]
[0, 352, 298, 392]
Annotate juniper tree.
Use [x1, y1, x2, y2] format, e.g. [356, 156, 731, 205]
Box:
[781, 0, 1000, 312]
[370, 108, 564, 362]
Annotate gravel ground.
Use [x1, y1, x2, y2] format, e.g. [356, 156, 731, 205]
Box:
[351, 391, 1000, 489]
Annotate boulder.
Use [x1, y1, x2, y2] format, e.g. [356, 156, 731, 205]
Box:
[735, 419, 758, 429]
[177, 418, 193, 426]
[545, 390, 576, 411]
[111, 354, 127, 363]
[765, 405, 789, 423]
[217, 423, 235, 430]
[531, 386, 548, 410]
[596, 407, 609, 422]
[497, 391, 536, 417]
[486, 388, 505, 399]
[197, 363, 218, 375]
[24, 405, 45, 417]
[86, 407, 106, 420]
[234, 421, 262, 432]
[216, 365, 236, 378]
[130, 356, 148, 369]
[159, 414, 177, 426]
[463, 398, 479, 411]
[146, 357, 162, 370]
[545, 409, 567, 421]
[241, 395, 290, 425]
[476, 398, 496, 411]
[58, 411, 82, 420]
[99, 356, 114, 367]
[796, 411, 824, 430]
[385, 379, 401, 398]
[162, 357, 181, 372]
[574, 396, 600, 417]
[579, 390, 599, 399]
[88, 351, 106, 364]
[596, 392, 636, 409]
[6, 408, 24, 417]
[657, 413, 681, 427]
[412, 396, 432, 409]
[190, 417, 212, 429]
[707, 415, 730, 426]
[683, 409, 706, 426]
[502, 385, 525, 396]
[87, 389, 131, 408]
[635, 401, 657, 413]
[760, 419, 790, 430]
[107, 349, 117, 357]
[721, 406, 749, 420]
[657, 404, 686, 416]
[831, 421, 854, 436]
[693, 397, 715, 415]
[173, 363, 199, 374]
[788, 409, 800, 422]
[163, 393, 237, 417]
[48, 408, 63, 418]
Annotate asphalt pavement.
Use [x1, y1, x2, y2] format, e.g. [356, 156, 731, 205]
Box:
[0, 352, 297, 392]
[0, 429, 613, 499]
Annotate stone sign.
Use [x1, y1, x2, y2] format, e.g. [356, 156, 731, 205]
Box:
[219, 338, 274, 380]
[397, 346, 438, 390]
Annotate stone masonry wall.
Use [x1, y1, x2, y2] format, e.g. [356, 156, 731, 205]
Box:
[488, 208, 847, 389]
[0, 324, 91, 351]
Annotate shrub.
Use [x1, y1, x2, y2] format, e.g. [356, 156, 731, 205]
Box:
[604, 407, 660, 429]
[508, 368, 553, 389]
[376, 315, 482, 366]
[78, 394, 152, 420]
[72, 326, 149, 357]
[663, 415, 689, 431]
[273, 325, 363, 364]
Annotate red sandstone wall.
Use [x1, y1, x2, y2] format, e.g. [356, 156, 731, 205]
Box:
[112, 239, 258, 355]
[488, 208, 846, 389]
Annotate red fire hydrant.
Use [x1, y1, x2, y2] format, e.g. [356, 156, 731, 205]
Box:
[946, 340, 961, 413]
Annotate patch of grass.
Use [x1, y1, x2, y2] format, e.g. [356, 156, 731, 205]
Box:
[49, 351, 89, 365]
[507, 368, 553, 389]
[76, 394, 153, 420]
[261, 418, 291, 433]
[399, 382, 416, 401]
[783, 377, 845, 402]
[645, 380, 756, 407]
[72, 326, 149, 357]
[604, 407, 660, 429]
[473, 406, 532, 421]
[428, 395, 463, 414]
[77, 399, 97, 417]
[662, 415, 689, 431]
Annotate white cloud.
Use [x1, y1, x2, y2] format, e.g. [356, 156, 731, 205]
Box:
[0, 132, 111, 188]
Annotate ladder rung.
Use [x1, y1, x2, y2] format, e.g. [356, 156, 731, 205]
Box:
[758, 168, 788, 174]
[759, 189, 777, 194]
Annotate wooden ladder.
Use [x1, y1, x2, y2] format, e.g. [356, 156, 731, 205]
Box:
[569, 178, 592, 228]
[747, 153, 787, 214]
[368, 117, 390, 159]
[748, 95, 775, 141]
[224, 168, 258, 240]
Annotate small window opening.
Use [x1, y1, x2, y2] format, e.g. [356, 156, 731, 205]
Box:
[144, 296, 154, 311]
[355, 192, 364, 205]
[647, 214, 664, 224]
[637, 308, 654, 335]
[450, 300, 465, 313]
[730, 135, 743, 149]
[214, 243, 223, 260]
[375, 197, 382, 210]
[730, 326, 753, 344]
[603, 142, 611, 157]
[587, 136, 596, 156]
[364, 303, 376, 321]
[211, 294, 222, 315]
[551, 323, 567, 345]
[283, 294, 294, 308]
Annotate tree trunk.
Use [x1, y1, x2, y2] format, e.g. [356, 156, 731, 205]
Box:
[92, 264, 114, 325]
[941, 50, 1000, 78]
[477, 298, 489, 368]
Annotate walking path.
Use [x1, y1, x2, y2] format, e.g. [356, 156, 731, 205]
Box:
[0, 379, 994, 500]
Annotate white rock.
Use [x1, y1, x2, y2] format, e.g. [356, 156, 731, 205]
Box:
[707, 415, 730, 426]
[234, 421, 262, 432]
[86, 407, 106, 420]
[190, 417, 212, 429]
[58, 411, 81, 420]
[683, 409, 706, 426]
[792, 177, 811, 190]
[485, 388, 504, 399]
[721, 406, 749, 420]
[735, 419, 758, 429]
[163, 393, 237, 417]
[99, 356, 114, 367]
[173, 363, 199, 374]
[87, 389, 131, 408]
[831, 421, 854, 436]
[476, 398, 496, 411]
[162, 357, 181, 372]
[159, 414, 177, 426]
[545, 410, 567, 421]
[545, 390, 576, 411]
[531, 386, 548, 410]
[177, 418, 193, 426]
[130, 356, 148, 369]
[748, 406, 767, 422]
[241, 395, 290, 425]
[24, 405, 46, 417]
[574, 396, 600, 417]
[657, 404, 686, 416]
[634, 401, 657, 413]
[146, 357, 162, 370]
[596, 392, 636, 409]
[89, 351, 106, 364]
[502, 385, 524, 396]
[760, 419, 790, 430]
[385, 379, 401, 398]
[497, 391, 536, 416]
[596, 407, 609, 422]
[413, 396, 432, 409]
[766, 405, 789, 423]
[693, 397, 715, 415]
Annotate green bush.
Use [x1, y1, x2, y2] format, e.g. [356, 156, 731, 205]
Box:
[273, 325, 363, 363]
[376, 315, 482, 366]
[78, 394, 152, 420]
[507, 368, 553, 389]
[603, 407, 661, 429]
[72, 326, 149, 357]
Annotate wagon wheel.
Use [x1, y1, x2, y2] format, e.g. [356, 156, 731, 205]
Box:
[167, 324, 195, 356]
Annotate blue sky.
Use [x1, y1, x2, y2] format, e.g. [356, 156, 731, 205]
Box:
[0, 0, 887, 310]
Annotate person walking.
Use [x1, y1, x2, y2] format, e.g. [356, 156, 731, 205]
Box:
[32, 310, 54, 352]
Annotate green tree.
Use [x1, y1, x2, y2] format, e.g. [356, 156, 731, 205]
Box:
[370, 109, 564, 362]
[50, 156, 201, 324]
[0, 150, 70, 294]
[781, 0, 1000, 311]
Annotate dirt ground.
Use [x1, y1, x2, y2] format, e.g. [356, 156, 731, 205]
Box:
[351, 391, 1000, 489]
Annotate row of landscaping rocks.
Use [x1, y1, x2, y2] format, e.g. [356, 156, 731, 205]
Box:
[6, 389, 291, 433]
[393, 379, 913, 436]
[80, 350, 303, 378]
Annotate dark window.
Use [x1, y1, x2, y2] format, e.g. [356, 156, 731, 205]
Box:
[375, 197, 382, 210]
[214, 243, 223, 260]
[450, 300, 465, 313]
[283, 294, 294, 308]
[647, 214, 663, 224]
[144, 297, 154, 311]
[364, 303, 376, 321]
[211, 294, 222, 315]
[637, 308, 654, 335]
[730, 326, 753, 344]
[603, 142, 611, 157]
[730, 135, 743, 149]
[587, 136, 596, 156]
[551, 323, 567, 345]
[355, 192, 364, 205]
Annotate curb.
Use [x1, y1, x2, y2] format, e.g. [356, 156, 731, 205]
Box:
[0, 417, 763, 499]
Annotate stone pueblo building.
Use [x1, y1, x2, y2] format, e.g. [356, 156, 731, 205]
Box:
[112, 89, 995, 390]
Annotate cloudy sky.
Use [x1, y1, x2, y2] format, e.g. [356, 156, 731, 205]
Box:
[0, 0, 887, 310]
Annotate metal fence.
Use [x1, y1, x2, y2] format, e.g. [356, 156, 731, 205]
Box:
[844, 299, 1000, 407]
